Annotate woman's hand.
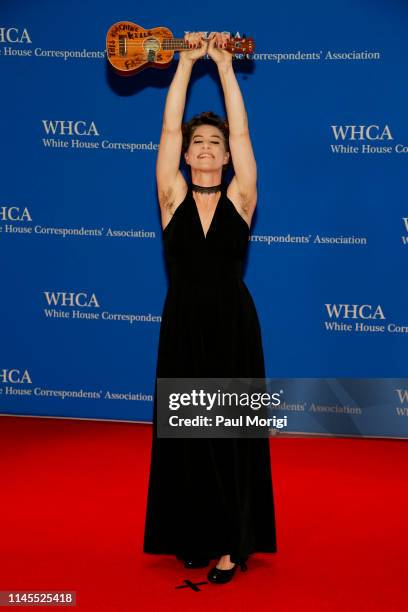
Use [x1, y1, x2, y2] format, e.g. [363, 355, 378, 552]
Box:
[207, 32, 233, 67]
[179, 32, 208, 62]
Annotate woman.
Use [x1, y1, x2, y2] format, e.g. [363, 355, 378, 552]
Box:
[143, 31, 277, 584]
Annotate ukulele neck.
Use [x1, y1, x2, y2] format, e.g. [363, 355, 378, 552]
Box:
[162, 39, 194, 51]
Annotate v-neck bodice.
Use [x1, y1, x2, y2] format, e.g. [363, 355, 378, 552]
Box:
[191, 186, 223, 240]
[162, 182, 250, 286]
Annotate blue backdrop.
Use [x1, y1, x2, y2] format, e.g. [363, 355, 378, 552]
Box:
[1, 0, 407, 438]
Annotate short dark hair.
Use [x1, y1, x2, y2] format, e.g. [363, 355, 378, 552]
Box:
[181, 111, 231, 175]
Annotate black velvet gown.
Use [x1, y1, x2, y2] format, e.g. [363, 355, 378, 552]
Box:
[143, 182, 277, 564]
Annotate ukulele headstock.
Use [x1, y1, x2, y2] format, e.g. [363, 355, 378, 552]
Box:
[225, 36, 255, 54]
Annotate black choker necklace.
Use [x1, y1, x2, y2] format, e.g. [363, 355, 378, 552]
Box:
[191, 183, 222, 194]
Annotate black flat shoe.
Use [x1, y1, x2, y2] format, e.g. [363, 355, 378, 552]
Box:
[183, 558, 210, 569]
[207, 557, 248, 584]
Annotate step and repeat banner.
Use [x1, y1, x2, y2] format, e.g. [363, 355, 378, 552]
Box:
[1, 0, 407, 438]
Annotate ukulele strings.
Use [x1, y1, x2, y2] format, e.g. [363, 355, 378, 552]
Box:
[116, 42, 236, 47]
[110, 38, 245, 47]
[111, 42, 241, 51]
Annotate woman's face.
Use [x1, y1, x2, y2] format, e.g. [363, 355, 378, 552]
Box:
[184, 124, 230, 172]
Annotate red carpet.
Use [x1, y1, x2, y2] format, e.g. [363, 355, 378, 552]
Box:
[0, 415, 406, 611]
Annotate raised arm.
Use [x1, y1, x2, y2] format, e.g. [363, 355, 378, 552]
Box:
[208, 33, 257, 218]
[156, 33, 207, 216]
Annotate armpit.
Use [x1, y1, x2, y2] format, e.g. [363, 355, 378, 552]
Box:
[236, 190, 252, 215]
[158, 186, 176, 211]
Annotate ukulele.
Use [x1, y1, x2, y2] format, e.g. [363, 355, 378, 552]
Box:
[106, 21, 255, 76]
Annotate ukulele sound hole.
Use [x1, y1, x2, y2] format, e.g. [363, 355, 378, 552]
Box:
[143, 37, 160, 61]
